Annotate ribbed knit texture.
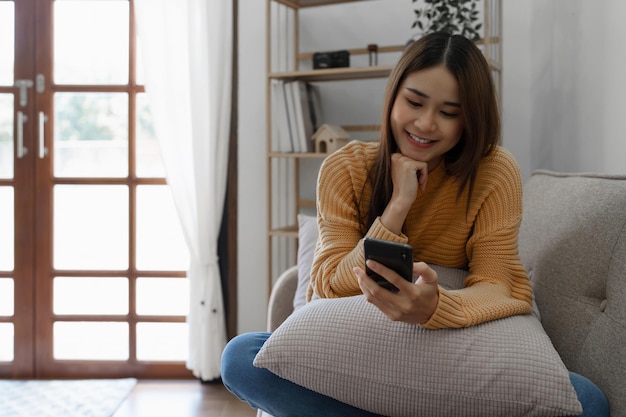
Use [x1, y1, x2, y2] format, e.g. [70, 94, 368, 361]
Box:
[307, 140, 533, 329]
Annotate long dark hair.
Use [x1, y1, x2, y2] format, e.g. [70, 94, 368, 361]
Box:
[361, 32, 500, 233]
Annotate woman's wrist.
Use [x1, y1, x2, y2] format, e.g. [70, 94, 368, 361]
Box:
[380, 200, 410, 235]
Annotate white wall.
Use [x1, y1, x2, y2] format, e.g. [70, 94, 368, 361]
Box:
[237, 0, 626, 333]
[502, 0, 626, 179]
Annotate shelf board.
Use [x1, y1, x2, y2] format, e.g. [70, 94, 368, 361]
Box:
[297, 199, 317, 208]
[269, 65, 394, 82]
[298, 44, 405, 61]
[273, 0, 364, 8]
[269, 226, 298, 238]
[269, 151, 329, 158]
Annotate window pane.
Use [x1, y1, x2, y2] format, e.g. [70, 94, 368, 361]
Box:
[0, 278, 13, 316]
[136, 185, 189, 270]
[0, 3, 14, 86]
[54, 93, 128, 178]
[0, 323, 13, 361]
[54, 321, 129, 360]
[54, 185, 129, 270]
[0, 187, 14, 271]
[136, 35, 145, 86]
[54, 277, 128, 315]
[135, 93, 165, 178]
[54, 0, 129, 85]
[0, 94, 13, 179]
[136, 278, 188, 316]
[136, 322, 187, 362]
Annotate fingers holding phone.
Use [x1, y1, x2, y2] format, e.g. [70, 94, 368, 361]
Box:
[357, 238, 439, 324]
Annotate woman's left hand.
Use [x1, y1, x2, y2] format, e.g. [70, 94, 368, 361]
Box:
[354, 261, 439, 324]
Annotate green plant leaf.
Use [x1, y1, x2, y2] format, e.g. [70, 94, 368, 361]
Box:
[411, 0, 483, 38]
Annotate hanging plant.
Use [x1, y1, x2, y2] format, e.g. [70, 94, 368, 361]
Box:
[412, 0, 482, 41]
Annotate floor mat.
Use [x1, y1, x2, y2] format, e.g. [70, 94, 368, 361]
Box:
[0, 378, 137, 417]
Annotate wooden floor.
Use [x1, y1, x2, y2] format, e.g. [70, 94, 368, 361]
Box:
[112, 379, 257, 417]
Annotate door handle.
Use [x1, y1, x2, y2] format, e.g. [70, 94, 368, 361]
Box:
[17, 111, 28, 159]
[14, 79, 33, 107]
[38, 111, 48, 159]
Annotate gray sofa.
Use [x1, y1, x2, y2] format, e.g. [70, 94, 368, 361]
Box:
[260, 170, 626, 417]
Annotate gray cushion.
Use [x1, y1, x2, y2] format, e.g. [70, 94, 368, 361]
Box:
[293, 214, 318, 310]
[254, 266, 581, 417]
[519, 170, 626, 417]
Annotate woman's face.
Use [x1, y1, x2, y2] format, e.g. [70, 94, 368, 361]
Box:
[390, 65, 465, 171]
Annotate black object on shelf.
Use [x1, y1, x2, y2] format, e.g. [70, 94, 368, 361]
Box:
[312, 50, 350, 69]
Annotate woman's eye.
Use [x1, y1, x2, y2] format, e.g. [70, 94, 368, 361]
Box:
[441, 111, 459, 118]
[406, 99, 422, 107]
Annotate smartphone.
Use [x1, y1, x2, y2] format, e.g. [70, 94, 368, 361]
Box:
[363, 237, 414, 292]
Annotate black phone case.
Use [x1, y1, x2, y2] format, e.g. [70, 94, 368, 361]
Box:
[363, 237, 413, 292]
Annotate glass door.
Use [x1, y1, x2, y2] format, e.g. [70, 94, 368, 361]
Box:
[0, 0, 192, 379]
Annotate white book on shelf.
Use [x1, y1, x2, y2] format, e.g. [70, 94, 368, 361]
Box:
[290, 81, 309, 153]
[271, 79, 293, 152]
[306, 83, 324, 134]
[296, 81, 315, 152]
[283, 81, 300, 152]
[270, 79, 281, 151]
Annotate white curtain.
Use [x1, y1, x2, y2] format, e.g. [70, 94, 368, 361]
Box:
[134, 0, 232, 380]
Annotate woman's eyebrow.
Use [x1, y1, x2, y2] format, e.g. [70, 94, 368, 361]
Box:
[405, 87, 461, 108]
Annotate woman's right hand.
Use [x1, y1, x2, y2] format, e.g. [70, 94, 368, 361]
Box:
[354, 261, 439, 325]
[380, 153, 429, 235]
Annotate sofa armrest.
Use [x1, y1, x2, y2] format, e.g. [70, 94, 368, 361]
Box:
[267, 265, 298, 332]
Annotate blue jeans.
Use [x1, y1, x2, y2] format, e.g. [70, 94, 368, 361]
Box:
[221, 332, 610, 417]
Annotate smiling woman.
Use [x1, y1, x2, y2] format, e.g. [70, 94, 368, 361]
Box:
[222, 32, 529, 417]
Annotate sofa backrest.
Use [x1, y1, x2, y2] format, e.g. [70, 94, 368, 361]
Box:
[519, 170, 626, 417]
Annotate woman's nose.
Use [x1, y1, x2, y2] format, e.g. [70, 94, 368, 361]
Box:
[415, 111, 436, 132]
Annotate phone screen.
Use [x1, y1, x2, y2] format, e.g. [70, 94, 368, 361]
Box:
[363, 237, 413, 292]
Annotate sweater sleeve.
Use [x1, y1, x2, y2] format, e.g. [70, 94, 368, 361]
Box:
[307, 142, 404, 300]
[420, 149, 533, 329]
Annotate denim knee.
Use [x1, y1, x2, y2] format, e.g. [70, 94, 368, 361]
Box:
[568, 372, 610, 417]
[221, 331, 270, 400]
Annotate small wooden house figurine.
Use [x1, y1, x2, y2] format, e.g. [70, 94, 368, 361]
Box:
[313, 124, 351, 154]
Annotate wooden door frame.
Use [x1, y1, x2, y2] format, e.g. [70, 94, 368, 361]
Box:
[2, 0, 37, 379]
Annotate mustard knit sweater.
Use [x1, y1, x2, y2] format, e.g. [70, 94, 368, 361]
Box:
[307, 141, 533, 329]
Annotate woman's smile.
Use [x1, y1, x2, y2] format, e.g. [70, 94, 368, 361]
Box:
[406, 131, 436, 145]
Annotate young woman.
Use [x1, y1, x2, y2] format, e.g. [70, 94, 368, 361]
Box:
[222, 32, 609, 417]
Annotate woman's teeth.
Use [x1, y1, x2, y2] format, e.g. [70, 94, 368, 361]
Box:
[409, 132, 433, 144]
